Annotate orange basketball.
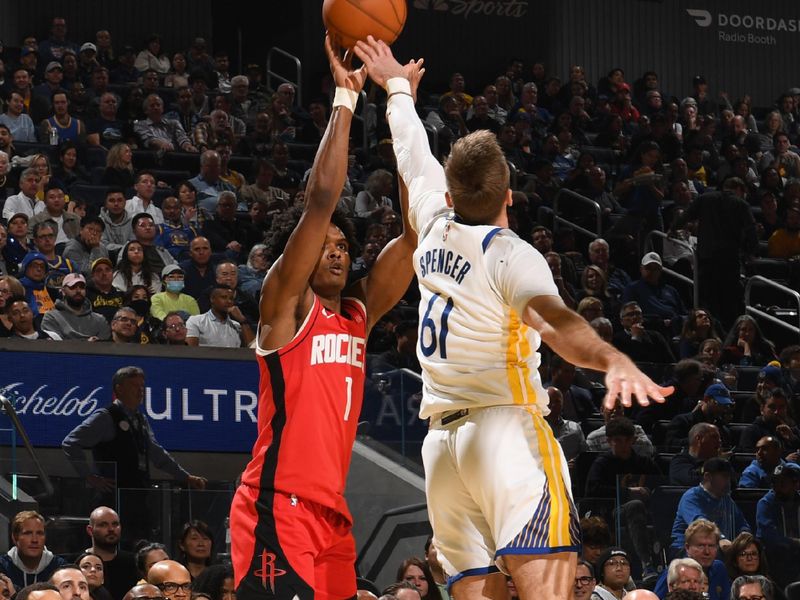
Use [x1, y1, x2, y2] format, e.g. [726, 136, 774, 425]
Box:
[323, 0, 407, 50]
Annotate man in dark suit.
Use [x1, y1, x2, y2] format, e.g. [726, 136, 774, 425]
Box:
[613, 301, 676, 364]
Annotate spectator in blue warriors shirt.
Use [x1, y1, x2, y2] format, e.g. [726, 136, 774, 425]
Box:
[671, 458, 750, 554]
[739, 436, 785, 489]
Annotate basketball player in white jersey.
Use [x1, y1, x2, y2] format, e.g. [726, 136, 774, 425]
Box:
[355, 38, 673, 600]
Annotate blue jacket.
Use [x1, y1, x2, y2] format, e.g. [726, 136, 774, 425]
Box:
[622, 278, 686, 321]
[653, 559, 730, 600]
[756, 489, 800, 547]
[671, 485, 750, 550]
[740, 459, 783, 489]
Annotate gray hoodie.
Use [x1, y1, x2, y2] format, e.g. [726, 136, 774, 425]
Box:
[40, 299, 111, 340]
[100, 207, 133, 253]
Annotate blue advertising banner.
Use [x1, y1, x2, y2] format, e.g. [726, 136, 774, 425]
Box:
[0, 346, 260, 453]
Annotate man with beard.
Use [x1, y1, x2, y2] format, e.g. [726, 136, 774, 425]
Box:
[87, 258, 123, 323]
[740, 388, 800, 456]
[40, 273, 109, 340]
[84, 506, 138, 600]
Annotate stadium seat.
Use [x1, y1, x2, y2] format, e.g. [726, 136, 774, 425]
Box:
[730, 452, 756, 474]
[150, 170, 191, 188]
[727, 423, 751, 449]
[69, 183, 111, 211]
[581, 417, 605, 437]
[650, 486, 689, 549]
[786, 581, 800, 600]
[162, 152, 200, 173]
[83, 146, 108, 169]
[132, 149, 160, 170]
[14, 141, 57, 161]
[731, 488, 767, 530]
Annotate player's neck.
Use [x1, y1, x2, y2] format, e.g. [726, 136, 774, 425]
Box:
[318, 294, 341, 314]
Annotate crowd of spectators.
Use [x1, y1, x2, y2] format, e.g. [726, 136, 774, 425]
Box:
[4, 14, 800, 600]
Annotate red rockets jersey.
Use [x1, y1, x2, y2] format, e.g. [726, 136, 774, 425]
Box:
[241, 295, 367, 521]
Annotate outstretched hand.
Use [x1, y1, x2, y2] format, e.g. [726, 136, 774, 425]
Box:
[603, 354, 674, 410]
[324, 34, 367, 93]
[404, 58, 426, 103]
[354, 36, 406, 89]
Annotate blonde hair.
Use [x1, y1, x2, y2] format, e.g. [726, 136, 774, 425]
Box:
[12, 510, 45, 537]
[107, 143, 134, 171]
[684, 518, 721, 545]
[444, 130, 509, 224]
[0, 275, 25, 298]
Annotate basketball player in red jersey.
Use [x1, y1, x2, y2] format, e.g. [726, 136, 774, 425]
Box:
[230, 37, 423, 600]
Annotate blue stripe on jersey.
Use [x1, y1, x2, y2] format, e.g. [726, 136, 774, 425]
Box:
[446, 565, 502, 591]
[481, 227, 503, 253]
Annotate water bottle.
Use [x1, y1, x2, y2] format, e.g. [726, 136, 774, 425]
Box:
[48, 127, 58, 146]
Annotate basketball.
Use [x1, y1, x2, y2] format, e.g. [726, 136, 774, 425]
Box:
[323, 0, 407, 50]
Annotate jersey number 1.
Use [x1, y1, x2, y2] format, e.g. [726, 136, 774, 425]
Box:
[420, 293, 454, 358]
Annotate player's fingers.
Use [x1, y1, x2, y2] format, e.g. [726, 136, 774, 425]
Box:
[353, 40, 375, 63]
[603, 381, 620, 410]
[620, 379, 632, 408]
[632, 380, 650, 407]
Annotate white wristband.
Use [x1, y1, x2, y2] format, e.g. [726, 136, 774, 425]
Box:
[333, 87, 359, 113]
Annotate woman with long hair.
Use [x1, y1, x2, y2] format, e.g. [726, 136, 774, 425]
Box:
[395, 557, 442, 600]
[52, 141, 90, 188]
[113, 241, 160, 295]
[135, 541, 169, 580]
[576, 265, 618, 319]
[679, 308, 724, 358]
[30, 153, 52, 202]
[355, 169, 393, 219]
[179, 520, 214, 580]
[76, 552, 114, 600]
[102, 143, 135, 189]
[175, 180, 211, 229]
[721, 315, 777, 366]
[723, 532, 786, 600]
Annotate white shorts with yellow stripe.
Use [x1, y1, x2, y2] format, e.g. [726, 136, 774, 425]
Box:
[422, 404, 581, 585]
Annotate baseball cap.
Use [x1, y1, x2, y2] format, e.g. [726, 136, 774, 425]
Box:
[80, 42, 97, 53]
[595, 548, 628, 580]
[20, 46, 37, 57]
[161, 264, 184, 278]
[62, 273, 86, 288]
[90, 257, 113, 272]
[617, 82, 631, 92]
[760, 365, 784, 385]
[705, 382, 733, 405]
[45, 61, 63, 73]
[641, 251, 662, 267]
[773, 462, 800, 480]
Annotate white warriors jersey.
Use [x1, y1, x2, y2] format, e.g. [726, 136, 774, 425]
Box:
[413, 213, 559, 419]
[385, 76, 560, 420]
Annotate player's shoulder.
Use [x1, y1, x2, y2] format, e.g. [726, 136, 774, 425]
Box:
[480, 227, 534, 257]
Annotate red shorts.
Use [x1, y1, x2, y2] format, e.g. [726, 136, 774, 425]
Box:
[231, 484, 357, 600]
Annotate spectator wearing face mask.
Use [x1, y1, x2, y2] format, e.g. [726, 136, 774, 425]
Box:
[149, 265, 200, 321]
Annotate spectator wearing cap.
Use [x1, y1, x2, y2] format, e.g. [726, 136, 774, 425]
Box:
[672, 178, 757, 329]
[30, 182, 79, 245]
[149, 265, 199, 321]
[62, 215, 108, 275]
[609, 82, 640, 125]
[666, 383, 733, 449]
[86, 257, 123, 323]
[110, 46, 138, 85]
[756, 462, 800, 588]
[32, 61, 66, 102]
[655, 519, 730, 600]
[591, 548, 631, 599]
[740, 388, 800, 456]
[134, 35, 170, 75]
[621, 252, 687, 336]
[39, 17, 79, 65]
[18, 252, 55, 317]
[77, 42, 100, 85]
[671, 457, 750, 553]
[740, 436, 785, 489]
[40, 272, 109, 340]
[19, 46, 39, 78]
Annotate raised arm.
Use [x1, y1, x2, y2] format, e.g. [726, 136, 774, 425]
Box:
[348, 174, 418, 332]
[523, 294, 674, 409]
[258, 37, 366, 348]
[354, 37, 448, 233]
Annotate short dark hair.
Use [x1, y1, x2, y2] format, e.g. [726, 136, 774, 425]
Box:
[105, 186, 125, 198]
[703, 457, 733, 476]
[134, 541, 168, 576]
[132, 212, 154, 228]
[111, 366, 145, 391]
[80, 215, 104, 230]
[381, 582, 420, 598]
[581, 515, 611, 547]
[605, 417, 635, 439]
